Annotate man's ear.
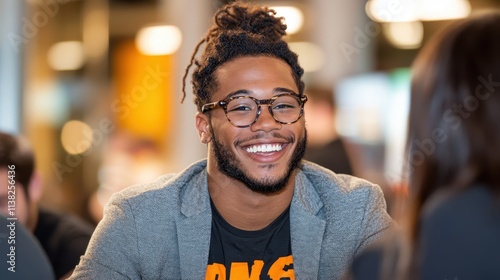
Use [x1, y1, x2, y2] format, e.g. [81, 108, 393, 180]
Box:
[195, 112, 211, 144]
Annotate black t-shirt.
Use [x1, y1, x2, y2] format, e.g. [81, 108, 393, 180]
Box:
[34, 207, 95, 279]
[206, 200, 294, 280]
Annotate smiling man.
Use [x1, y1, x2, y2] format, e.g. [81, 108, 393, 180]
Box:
[70, 2, 393, 280]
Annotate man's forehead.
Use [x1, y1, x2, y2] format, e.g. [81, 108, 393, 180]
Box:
[216, 55, 290, 69]
[214, 57, 295, 83]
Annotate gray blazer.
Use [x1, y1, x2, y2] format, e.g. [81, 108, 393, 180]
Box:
[71, 160, 393, 280]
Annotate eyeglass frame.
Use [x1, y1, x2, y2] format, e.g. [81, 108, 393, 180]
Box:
[201, 92, 308, 128]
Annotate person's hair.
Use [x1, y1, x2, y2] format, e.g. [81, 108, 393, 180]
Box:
[181, 1, 305, 112]
[406, 11, 500, 274]
[0, 131, 35, 196]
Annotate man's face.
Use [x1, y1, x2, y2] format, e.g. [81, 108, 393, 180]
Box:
[202, 56, 307, 194]
[0, 167, 30, 226]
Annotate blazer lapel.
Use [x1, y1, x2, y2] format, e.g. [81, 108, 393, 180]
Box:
[177, 210, 212, 279]
[176, 167, 212, 279]
[290, 172, 326, 279]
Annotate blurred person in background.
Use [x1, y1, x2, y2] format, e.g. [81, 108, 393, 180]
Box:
[0, 131, 95, 279]
[71, 1, 393, 279]
[303, 86, 354, 175]
[349, 11, 500, 280]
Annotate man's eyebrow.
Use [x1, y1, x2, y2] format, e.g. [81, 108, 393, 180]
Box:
[224, 87, 298, 99]
[225, 89, 250, 99]
[274, 87, 298, 95]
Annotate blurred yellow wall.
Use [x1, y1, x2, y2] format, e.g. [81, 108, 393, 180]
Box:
[112, 39, 175, 146]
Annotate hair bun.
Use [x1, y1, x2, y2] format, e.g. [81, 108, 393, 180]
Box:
[214, 2, 287, 41]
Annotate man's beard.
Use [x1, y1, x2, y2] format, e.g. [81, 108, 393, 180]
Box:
[209, 125, 307, 195]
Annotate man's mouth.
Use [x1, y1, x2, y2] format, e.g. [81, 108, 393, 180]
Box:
[245, 143, 284, 153]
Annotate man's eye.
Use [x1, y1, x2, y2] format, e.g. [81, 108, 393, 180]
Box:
[273, 103, 296, 110]
[228, 105, 252, 112]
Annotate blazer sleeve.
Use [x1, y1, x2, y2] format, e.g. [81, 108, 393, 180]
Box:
[69, 192, 142, 279]
[353, 184, 395, 256]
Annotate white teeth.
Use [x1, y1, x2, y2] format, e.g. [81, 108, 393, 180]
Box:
[246, 144, 283, 153]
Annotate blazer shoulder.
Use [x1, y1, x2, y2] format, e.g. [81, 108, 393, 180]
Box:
[115, 173, 178, 201]
[300, 160, 382, 196]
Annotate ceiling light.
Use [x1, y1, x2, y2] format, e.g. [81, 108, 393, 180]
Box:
[383, 21, 423, 49]
[270, 6, 304, 35]
[366, 0, 471, 22]
[418, 0, 471, 21]
[135, 25, 182, 56]
[366, 0, 418, 22]
[61, 120, 93, 155]
[47, 41, 85, 71]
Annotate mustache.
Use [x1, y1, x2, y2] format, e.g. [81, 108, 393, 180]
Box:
[234, 132, 295, 146]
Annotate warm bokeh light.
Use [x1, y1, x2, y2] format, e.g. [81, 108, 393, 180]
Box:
[135, 25, 182, 56]
[383, 21, 423, 49]
[288, 42, 325, 72]
[419, 0, 471, 21]
[270, 6, 304, 35]
[47, 41, 86, 71]
[366, 0, 471, 22]
[61, 120, 93, 155]
[365, 0, 418, 22]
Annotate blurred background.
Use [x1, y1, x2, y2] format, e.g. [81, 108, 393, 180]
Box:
[1, 0, 499, 224]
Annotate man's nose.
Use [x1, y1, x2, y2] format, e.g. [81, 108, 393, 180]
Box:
[250, 105, 281, 132]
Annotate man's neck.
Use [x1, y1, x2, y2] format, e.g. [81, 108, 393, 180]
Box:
[207, 173, 295, 231]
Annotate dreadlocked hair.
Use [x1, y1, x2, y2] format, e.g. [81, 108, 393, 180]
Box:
[181, 1, 305, 112]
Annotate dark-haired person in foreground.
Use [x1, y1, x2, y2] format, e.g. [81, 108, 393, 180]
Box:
[70, 2, 393, 279]
[0, 132, 95, 279]
[0, 214, 55, 280]
[349, 12, 500, 280]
